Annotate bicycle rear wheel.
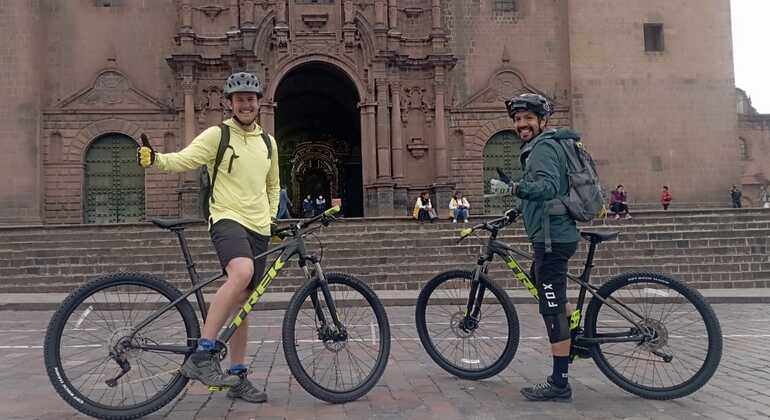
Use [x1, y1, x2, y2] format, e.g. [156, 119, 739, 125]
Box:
[415, 270, 519, 380]
[584, 272, 722, 400]
[43, 273, 200, 420]
[282, 272, 390, 403]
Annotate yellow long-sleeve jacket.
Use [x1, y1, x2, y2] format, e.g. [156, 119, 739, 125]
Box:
[154, 118, 280, 236]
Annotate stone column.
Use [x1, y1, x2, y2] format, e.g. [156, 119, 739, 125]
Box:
[375, 0, 387, 27]
[375, 79, 392, 181]
[388, 0, 398, 29]
[390, 82, 404, 180]
[229, 0, 239, 31]
[0, 1, 41, 223]
[241, 0, 255, 27]
[360, 103, 377, 185]
[431, 0, 441, 30]
[181, 0, 192, 30]
[434, 67, 448, 181]
[179, 73, 199, 217]
[259, 101, 276, 135]
[182, 76, 196, 145]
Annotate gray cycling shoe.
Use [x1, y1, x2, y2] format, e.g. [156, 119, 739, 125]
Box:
[520, 376, 572, 402]
[180, 351, 240, 387]
[226, 370, 267, 403]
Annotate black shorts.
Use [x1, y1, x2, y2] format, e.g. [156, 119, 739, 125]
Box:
[532, 241, 578, 315]
[209, 219, 269, 290]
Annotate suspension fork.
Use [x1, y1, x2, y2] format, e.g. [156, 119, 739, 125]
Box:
[466, 257, 491, 319]
[303, 259, 344, 331]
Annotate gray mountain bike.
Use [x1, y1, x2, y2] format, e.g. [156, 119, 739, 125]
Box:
[44, 207, 390, 419]
[415, 209, 722, 400]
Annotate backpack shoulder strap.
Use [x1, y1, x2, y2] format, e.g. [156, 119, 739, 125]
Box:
[209, 124, 231, 204]
[261, 132, 272, 160]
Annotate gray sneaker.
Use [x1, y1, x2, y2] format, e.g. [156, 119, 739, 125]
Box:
[226, 370, 267, 403]
[180, 351, 240, 387]
[520, 376, 572, 402]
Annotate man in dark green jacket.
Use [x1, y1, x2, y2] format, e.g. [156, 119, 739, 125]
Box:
[490, 93, 579, 401]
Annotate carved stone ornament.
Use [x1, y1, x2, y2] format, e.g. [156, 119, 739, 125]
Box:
[407, 137, 429, 159]
[302, 14, 329, 30]
[193, 5, 229, 21]
[459, 68, 543, 110]
[57, 70, 166, 111]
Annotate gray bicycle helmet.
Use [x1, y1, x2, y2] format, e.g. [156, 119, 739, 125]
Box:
[505, 93, 552, 119]
[223, 72, 263, 99]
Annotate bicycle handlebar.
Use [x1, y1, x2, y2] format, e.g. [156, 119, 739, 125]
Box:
[457, 209, 519, 243]
[272, 206, 341, 240]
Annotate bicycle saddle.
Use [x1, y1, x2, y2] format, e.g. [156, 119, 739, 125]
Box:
[580, 230, 619, 243]
[149, 218, 202, 230]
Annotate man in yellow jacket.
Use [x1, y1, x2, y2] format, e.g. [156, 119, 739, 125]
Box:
[137, 72, 279, 403]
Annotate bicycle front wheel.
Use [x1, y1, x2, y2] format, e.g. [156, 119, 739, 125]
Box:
[415, 270, 519, 380]
[282, 272, 390, 403]
[584, 272, 722, 400]
[43, 273, 200, 420]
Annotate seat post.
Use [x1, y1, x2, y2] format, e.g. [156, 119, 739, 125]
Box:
[173, 228, 199, 282]
[581, 239, 599, 282]
[173, 228, 209, 321]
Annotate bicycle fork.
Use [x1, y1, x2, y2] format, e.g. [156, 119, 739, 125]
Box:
[302, 259, 347, 343]
[461, 262, 490, 332]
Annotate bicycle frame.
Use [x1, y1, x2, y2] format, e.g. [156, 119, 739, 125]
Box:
[127, 221, 340, 356]
[468, 228, 653, 346]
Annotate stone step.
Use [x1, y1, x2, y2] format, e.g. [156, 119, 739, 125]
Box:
[1, 210, 769, 242]
[3, 256, 769, 288]
[2, 246, 767, 276]
[2, 245, 766, 271]
[2, 225, 768, 254]
[2, 267, 769, 294]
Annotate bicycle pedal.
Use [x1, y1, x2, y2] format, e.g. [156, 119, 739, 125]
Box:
[207, 385, 231, 392]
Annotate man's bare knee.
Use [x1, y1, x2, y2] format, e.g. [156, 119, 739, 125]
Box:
[225, 257, 254, 291]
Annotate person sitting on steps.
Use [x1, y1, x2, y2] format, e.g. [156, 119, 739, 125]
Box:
[449, 191, 470, 223]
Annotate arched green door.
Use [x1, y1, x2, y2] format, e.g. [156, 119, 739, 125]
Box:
[483, 130, 522, 215]
[84, 134, 145, 224]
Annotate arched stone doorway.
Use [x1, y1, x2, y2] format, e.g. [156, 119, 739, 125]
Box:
[84, 134, 145, 223]
[483, 130, 522, 215]
[274, 62, 363, 217]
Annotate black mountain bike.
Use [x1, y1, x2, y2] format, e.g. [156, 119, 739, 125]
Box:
[415, 209, 722, 400]
[44, 207, 390, 419]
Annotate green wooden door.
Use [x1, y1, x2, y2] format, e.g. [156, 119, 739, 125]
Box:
[483, 130, 522, 215]
[84, 134, 145, 224]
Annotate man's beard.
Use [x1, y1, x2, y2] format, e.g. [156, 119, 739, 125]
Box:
[233, 112, 257, 127]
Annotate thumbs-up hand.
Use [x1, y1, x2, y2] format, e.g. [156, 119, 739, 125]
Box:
[137, 134, 156, 168]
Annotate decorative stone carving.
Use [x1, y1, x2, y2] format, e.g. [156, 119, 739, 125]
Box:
[197, 85, 226, 123]
[193, 4, 229, 21]
[356, 0, 372, 11]
[58, 70, 166, 111]
[406, 137, 429, 159]
[302, 14, 329, 30]
[459, 69, 542, 110]
[400, 86, 433, 123]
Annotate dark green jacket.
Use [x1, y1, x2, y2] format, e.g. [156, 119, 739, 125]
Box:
[514, 128, 579, 244]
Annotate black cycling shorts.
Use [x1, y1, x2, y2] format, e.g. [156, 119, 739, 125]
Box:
[209, 219, 269, 290]
[532, 241, 578, 315]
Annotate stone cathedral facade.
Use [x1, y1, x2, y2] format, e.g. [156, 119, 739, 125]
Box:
[0, 0, 742, 224]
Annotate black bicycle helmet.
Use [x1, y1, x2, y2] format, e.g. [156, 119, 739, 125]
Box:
[223, 72, 263, 99]
[505, 93, 552, 119]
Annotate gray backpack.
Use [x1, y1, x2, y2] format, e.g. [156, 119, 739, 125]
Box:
[545, 130, 605, 223]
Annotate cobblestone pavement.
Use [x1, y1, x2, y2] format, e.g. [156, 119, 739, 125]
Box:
[2, 304, 769, 420]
